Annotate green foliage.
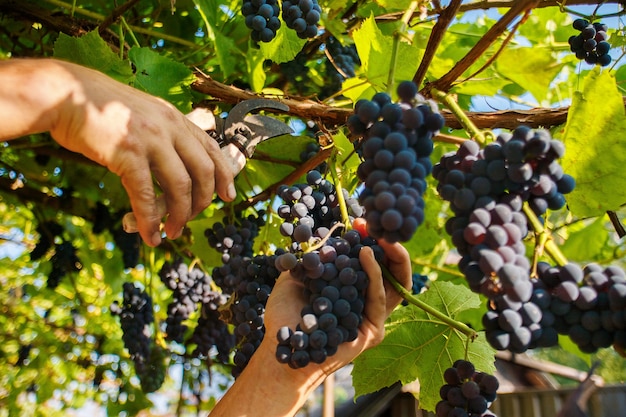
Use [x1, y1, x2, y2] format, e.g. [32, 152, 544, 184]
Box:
[352, 281, 495, 411]
[2, 0, 626, 415]
[561, 69, 626, 217]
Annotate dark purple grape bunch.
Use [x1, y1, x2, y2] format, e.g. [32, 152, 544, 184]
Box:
[436, 360, 499, 417]
[535, 262, 626, 356]
[242, 0, 281, 43]
[228, 253, 281, 377]
[110, 283, 154, 374]
[282, 0, 321, 39]
[186, 290, 235, 364]
[325, 36, 360, 79]
[568, 18, 611, 67]
[274, 229, 382, 368]
[348, 81, 444, 243]
[158, 259, 215, 344]
[205, 212, 266, 294]
[276, 169, 363, 253]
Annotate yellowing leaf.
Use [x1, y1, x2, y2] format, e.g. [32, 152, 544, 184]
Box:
[560, 69, 626, 216]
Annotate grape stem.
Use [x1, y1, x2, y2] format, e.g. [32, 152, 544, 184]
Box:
[329, 153, 352, 230]
[522, 202, 568, 267]
[431, 88, 486, 144]
[387, 1, 420, 94]
[381, 265, 478, 341]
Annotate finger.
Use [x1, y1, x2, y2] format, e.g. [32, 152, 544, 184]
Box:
[172, 131, 217, 218]
[118, 161, 162, 247]
[377, 240, 412, 313]
[188, 119, 236, 202]
[149, 148, 193, 240]
[359, 246, 386, 330]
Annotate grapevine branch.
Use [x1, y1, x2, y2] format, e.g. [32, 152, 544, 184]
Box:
[523, 203, 569, 267]
[422, 0, 541, 95]
[376, 0, 625, 22]
[192, 71, 624, 130]
[413, 0, 463, 88]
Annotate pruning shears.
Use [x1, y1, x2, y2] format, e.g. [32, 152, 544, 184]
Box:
[122, 98, 293, 233]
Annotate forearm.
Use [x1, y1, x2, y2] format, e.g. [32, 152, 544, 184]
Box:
[210, 341, 326, 416]
[0, 58, 78, 140]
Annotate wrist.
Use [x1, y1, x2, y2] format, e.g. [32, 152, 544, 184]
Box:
[2, 59, 78, 137]
[210, 339, 327, 416]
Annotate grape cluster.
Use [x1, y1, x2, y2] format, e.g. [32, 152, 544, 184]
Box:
[569, 18, 611, 67]
[206, 213, 266, 294]
[275, 169, 363, 252]
[432, 127, 575, 353]
[275, 230, 380, 368]
[435, 360, 499, 417]
[348, 81, 444, 243]
[533, 262, 626, 355]
[110, 283, 154, 374]
[138, 343, 167, 393]
[271, 169, 383, 368]
[92, 201, 114, 235]
[205, 213, 282, 376]
[48, 241, 82, 288]
[322, 36, 360, 96]
[242, 0, 281, 43]
[282, 0, 321, 39]
[186, 293, 235, 364]
[159, 259, 215, 344]
[228, 254, 281, 376]
[113, 227, 141, 269]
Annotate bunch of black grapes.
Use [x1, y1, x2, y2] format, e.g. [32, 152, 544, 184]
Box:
[242, 0, 281, 43]
[271, 169, 384, 368]
[110, 283, 154, 376]
[435, 360, 499, 417]
[282, 0, 321, 39]
[348, 81, 445, 243]
[158, 259, 216, 344]
[432, 127, 575, 353]
[569, 18, 611, 66]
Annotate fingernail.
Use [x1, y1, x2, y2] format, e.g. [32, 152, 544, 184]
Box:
[151, 231, 162, 246]
[228, 183, 237, 200]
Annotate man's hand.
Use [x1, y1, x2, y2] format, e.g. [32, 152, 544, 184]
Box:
[263, 239, 412, 377]
[0, 59, 236, 246]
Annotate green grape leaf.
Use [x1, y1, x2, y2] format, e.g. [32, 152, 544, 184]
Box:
[247, 48, 267, 92]
[495, 47, 565, 103]
[53, 31, 134, 84]
[353, 15, 422, 91]
[259, 19, 307, 64]
[352, 281, 495, 412]
[375, 0, 415, 10]
[560, 69, 626, 217]
[128, 46, 195, 113]
[560, 215, 609, 262]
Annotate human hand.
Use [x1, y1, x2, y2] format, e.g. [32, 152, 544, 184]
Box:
[263, 239, 412, 378]
[47, 61, 236, 246]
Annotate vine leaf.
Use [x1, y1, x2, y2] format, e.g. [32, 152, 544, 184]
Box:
[53, 30, 134, 84]
[128, 47, 195, 113]
[560, 214, 609, 262]
[352, 15, 421, 95]
[560, 69, 626, 217]
[259, 17, 307, 64]
[352, 281, 495, 412]
[495, 47, 565, 103]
